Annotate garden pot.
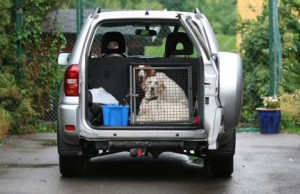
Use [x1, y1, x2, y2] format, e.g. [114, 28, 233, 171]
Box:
[256, 108, 281, 134]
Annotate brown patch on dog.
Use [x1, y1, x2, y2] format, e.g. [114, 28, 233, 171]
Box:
[158, 80, 165, 93]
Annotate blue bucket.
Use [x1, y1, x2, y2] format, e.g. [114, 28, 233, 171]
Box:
[102, 104, 129, 126]
[257, 110, 281, 134]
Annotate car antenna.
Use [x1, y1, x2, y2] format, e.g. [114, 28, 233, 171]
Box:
[194, 8, 203, 19]
[91, 7, 101, 18]
[144, 0, 149, 15]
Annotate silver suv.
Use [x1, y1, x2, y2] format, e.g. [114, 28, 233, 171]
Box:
[57, 8, 243, 177]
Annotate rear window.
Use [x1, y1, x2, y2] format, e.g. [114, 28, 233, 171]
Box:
[89, 20, 200, 58]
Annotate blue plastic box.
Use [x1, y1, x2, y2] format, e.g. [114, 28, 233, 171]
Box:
[101, 104, 129, 126]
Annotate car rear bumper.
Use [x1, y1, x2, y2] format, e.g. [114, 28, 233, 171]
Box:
[79, 127, 207, 142]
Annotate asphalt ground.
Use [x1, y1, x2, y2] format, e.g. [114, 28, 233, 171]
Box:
[0, 132, 299, 194]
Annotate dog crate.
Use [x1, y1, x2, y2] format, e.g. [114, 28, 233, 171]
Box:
[129, 64, 193, 124]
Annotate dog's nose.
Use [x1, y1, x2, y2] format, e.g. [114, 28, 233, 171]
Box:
[150, 87, 154, 91]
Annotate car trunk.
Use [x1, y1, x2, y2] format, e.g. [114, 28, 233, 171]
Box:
[85, 57, 204, 128]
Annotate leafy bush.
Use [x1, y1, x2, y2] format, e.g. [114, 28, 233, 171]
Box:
[238, 0, 300, 129]
[0, 72, 39, 135]
[17, 1, 66, 116]
[0, 73, 19, 137]
[216, 34, 236, 52]
[0, 0, 67, 137]
[0, 0, 13, 66]
[0, 107, 11, 140]
[280, 90, 300, 132]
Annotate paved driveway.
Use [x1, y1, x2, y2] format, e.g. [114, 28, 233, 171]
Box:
[0, 132, 299, 194]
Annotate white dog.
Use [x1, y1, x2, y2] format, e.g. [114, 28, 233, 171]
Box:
[137, 76, 189, 122]
[138, 65, 188, 106]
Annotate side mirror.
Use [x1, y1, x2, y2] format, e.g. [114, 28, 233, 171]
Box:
[57, 52, 71, 66]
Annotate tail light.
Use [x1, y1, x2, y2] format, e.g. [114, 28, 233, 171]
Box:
[64, 64, 79, 96]
[64, 125, 75, 131]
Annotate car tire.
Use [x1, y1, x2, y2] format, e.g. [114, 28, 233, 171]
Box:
[59, 156, 84, 177]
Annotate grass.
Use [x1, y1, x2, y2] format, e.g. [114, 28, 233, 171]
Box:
[280, 119, 300, 135]
[145, 44, 165, 57]
[281, 128, 300, 135]
[36, 121, 57, 133]
[216, 34, 237, 52]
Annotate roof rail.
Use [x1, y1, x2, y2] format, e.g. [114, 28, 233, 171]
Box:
[91, 7, 101, 18]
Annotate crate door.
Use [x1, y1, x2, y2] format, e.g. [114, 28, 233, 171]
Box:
[130, 65, 193, 124]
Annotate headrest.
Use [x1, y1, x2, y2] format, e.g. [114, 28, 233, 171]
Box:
[101, 32, 126, 55]
[165, 32, 193, 57]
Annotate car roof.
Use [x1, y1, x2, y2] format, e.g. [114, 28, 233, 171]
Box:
[92, 10, 197, 21]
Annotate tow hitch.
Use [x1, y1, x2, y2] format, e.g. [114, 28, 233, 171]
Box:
[130, 148, 145, 157]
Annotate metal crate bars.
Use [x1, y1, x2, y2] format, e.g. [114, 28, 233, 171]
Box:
[130, 65, 193, 124]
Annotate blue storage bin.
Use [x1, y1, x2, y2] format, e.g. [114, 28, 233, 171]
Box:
[102, 104, 129, 126]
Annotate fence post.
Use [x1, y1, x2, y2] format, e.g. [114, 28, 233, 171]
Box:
[16, 0, 24, 61]
[268, 0, 282, 96]
[76, 0, 83, 36]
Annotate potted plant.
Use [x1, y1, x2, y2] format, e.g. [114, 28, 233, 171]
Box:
[256, 96, 281, 134]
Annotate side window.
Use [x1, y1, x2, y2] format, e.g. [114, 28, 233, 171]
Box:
[90, 34, 101, 58]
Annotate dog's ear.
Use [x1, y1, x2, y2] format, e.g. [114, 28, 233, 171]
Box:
[145, 69, 156, 78]
[144, 68, 155, 77]
[140, 80, 147, 92]
[158, 80, 165, 93]
[149, 69, 156, 77]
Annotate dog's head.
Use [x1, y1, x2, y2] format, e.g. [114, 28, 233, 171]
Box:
[141, 76, 165, 99]
[137, 64, 156, 83]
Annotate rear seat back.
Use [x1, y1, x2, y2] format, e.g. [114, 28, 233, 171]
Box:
[87, 57, 203, 103]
